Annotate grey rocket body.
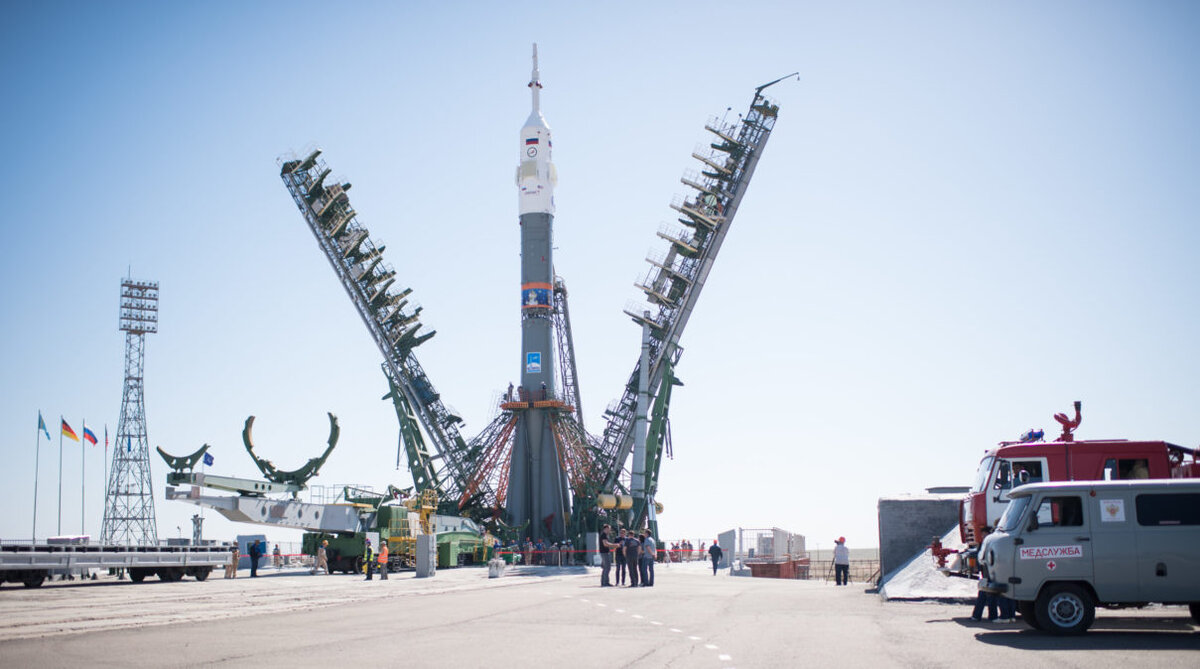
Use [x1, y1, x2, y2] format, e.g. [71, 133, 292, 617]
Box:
[506, 45, 570, 539]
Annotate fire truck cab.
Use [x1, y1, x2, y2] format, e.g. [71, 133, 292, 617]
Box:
[962, 439, 1197, 547]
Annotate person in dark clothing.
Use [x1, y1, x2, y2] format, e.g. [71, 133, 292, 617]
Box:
[248, 540, 262, 578]
[614, 528, 628, 585]
[623, 531, 641, 587]
[708, 540, 723, 575]
[599, 525, 614, 587]
[363, 538, 375, 581]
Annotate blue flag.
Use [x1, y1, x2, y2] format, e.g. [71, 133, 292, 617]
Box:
[203, 452, 214, 467]
[38, 411, 51, 440]
[127, 436, 132, 453]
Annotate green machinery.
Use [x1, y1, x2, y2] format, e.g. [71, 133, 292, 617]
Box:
[161, 415, 491, 572]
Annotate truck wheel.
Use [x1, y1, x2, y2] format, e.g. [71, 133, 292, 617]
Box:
[129, 569, 147, 583]
[1017, 601, 1042, 630]
[1189, 603, 1200, 624]
[1035, 584, 1094, 635]
[192, 567, 211, 582]
[354, 556, 364, 575]
[158, 568, 184, 582]
[22, 574, 45, 589]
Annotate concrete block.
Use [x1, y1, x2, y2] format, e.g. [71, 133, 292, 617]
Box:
[877, 494, 962, 581]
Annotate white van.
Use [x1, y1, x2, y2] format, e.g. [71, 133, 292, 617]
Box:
[979, 479, 1200, 634]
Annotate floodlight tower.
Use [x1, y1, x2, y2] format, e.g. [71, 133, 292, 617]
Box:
[101, 278, 160, 545]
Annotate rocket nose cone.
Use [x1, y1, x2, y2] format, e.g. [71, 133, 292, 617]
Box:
[524, 110, 549, 130]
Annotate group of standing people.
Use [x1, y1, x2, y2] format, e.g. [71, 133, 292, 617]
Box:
[363, 537, 389, 580]
[516, 538, 572, 566]
[600, 525, 657, 588]
[666, 539, 698, 562]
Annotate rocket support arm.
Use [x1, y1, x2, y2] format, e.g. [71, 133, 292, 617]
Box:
[157, 444, 210, 474]
[598, 82, 786, 493]
[242, 413, 340, 488]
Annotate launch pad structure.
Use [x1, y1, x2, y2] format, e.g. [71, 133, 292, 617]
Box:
[279, 48, 791, 542]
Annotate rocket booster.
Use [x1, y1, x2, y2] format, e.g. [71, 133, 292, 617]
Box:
[517, 44, 557, 215]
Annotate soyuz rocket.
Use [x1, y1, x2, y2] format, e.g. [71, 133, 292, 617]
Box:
[506, 44, 570, 539]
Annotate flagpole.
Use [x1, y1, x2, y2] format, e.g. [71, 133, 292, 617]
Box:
[81, 419, 86, 537]
[58, 416, 64, 537]
[33, 416, 41, 544]
[103, 425, 109, 538]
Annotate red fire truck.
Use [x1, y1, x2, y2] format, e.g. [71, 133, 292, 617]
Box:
[935, 402, 1198, 576]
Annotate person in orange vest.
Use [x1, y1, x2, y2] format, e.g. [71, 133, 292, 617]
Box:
[377, 540, 389, 580]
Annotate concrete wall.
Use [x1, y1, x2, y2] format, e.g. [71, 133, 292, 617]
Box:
[876, 494, 962, 581]
[717, 529, 735, 569]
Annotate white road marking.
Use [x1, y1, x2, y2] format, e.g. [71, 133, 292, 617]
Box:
[578, 591, 717, 658]
[719, 655, 732, 661]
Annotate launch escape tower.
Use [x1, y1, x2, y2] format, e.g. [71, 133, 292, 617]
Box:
[279, 51, 789, 540]
[101, 278, 160, 545]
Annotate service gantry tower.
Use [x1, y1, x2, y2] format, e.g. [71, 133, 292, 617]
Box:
[101, 278, 160, 545]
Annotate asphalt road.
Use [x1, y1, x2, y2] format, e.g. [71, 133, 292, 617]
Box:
[0, 561, 1197, 667]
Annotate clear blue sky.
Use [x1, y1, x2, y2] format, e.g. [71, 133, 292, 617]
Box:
[2, 1, 1198, 549]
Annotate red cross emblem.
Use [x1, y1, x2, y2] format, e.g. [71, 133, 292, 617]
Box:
[1046, 561, 1057, 571]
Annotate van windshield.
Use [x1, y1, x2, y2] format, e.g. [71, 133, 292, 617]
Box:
[972, 456, 995, 493]
[999, 495, 1032, 532]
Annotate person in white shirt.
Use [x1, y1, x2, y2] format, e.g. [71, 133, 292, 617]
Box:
[833, 537, 850, 586]
[640, 531, 657, 587]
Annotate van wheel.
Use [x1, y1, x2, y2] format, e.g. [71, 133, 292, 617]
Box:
[1035, 584, 1094, 635]
[1189, 603, 1200, 624]
[1017, 601, 1042, 630]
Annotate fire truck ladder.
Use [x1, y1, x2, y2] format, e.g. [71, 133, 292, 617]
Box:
[279, 152, 484, 504]
[595, 77, 790, 502]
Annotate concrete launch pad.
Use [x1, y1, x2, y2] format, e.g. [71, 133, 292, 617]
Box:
[0, 562, 1196, 667]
